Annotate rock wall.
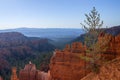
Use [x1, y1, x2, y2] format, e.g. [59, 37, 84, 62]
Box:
[49, 34, 120, 80]
[49, 42, 90, 80]
[18, 62, 50, 80]
[99, 34, 120, 60]
[81, 57, 120, 80]
[11, 67, 19, 80]
[80, 33, 120, 80]
[13, 32, 120, 80]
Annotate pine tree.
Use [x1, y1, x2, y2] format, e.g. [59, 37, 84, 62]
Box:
[80, 7, 109, 73]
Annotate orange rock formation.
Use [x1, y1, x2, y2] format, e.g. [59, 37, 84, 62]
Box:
[11, 67, 19, 80]
[81, 57, 120, 80]
[49, 34, 120, 80]
[19, 61, 49, 80]
[15, 33, 120, 80]
[49, 42, 90, 80]
[99, 34, 120, 60]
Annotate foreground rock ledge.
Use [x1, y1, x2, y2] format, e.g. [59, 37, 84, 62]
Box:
[81, 57, 120, 80]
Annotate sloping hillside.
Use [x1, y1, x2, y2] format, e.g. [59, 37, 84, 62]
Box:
[81, 57, 120, 80]
[0, 28, 84, 49]
[0, 32, 55, 80]
[0, 28, 84, 42]
[72, 25, 120, 43]
[105, 25, 120, 36]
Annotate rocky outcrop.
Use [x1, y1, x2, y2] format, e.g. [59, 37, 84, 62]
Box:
[10, 34, 120, 80]
[81, 57, 120, 80]
[80, 32, 120, 80]
[99, 33, 120, 60]
[11, 26, 120, 80]
[0, 32, 55, 80]
[49, 32, 120, 80]
[11, 67, 19, 80]
[49, 42, 90, 80]
[19, 61, 50, 80]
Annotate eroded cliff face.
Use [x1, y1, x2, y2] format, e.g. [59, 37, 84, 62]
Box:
[11, 67, 19, 80]
[12, 30, 120, 80]
[113, 34, 120, 56]
[81, 57, 120, 80]
[80, 33, 120, 80]
[11, 62, 50, 80]
[21, 62, 50, 80]
[49, 42, 90, 80]
[49, 33, 120, 80]
[99, 34, 120, 60]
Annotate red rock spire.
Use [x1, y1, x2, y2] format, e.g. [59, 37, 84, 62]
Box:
[11, 67, 19, 80]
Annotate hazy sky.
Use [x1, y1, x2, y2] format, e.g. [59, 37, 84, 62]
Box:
[0, 0, 120, 29]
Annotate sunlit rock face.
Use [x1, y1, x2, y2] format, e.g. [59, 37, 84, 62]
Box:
[11, 67, 19, 80]
[49, 42, 90, 80]
[81, 57, 120, 80]
[98, 33, 120, 60]
[80, 31, 120, 80]
[18, 26, 120, 80]
[114, 34, 120, 57]
[103, 26, 120, 58]
[19, 61, 37, 80]
[49, 33, 120, 80]
[19, 62, 49, 80]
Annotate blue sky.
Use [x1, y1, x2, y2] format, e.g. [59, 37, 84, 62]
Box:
[0, 0, 120, 29]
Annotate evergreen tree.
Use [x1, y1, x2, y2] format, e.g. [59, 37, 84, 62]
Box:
[80, 7, 109, 73]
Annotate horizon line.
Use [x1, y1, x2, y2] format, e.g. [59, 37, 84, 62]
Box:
[0, 27, 83, 30]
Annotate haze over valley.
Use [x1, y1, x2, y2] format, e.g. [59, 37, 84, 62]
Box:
[0, 0, 120, 80]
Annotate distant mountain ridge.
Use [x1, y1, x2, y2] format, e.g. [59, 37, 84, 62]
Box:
[105, 25, 120, 36]
[0, 32, 55, 51]
[72, 25, 120, 43]
[0, 28, 84, 41]
[0, 32, 28, 47]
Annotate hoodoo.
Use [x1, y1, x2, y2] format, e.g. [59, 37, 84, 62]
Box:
[49, 42, 90, 80]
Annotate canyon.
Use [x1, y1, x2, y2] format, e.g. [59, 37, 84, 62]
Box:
[11, 34, 120, 80]
[10, 26, 120, 80]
